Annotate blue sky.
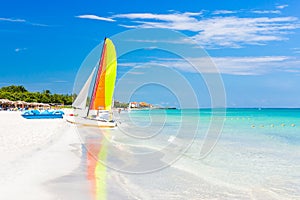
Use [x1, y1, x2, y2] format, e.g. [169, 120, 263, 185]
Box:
[0, 0, 300, 107]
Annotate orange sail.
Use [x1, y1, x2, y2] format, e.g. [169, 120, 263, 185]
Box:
[89, 38, 117, 111]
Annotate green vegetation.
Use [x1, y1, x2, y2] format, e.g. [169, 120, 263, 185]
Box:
[114, 100, 129, 108]
[0, 85, 73, 105]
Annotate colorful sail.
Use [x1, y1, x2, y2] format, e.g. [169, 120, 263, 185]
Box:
[72, 67, 96, 110]
[89, 38, 117, 111]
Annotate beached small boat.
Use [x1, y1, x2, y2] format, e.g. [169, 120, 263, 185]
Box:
[65, 38, 117, 128]
[21, 109, 64, 119]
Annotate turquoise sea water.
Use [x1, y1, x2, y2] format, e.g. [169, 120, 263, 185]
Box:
[118, 108, 300, 147]
[110, 108, 300, 199]
[55, 108, 300, 199]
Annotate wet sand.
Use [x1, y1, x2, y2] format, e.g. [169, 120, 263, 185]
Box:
[44, 126, 252, 200]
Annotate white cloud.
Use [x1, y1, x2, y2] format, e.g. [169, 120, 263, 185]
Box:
[212, 10, 237, 15]
[114, 12, 300, 48]
[212, 56, 294, 75]
[127, 71, 145, 75]
[15, 48, 27, 52]
[29, 22, 49, 27]
[0, 17, 26, 23]
[192, 16, 299, 48]
[292, 48, 300, 54]
[276, 4, 288, 9]
[184, 12, 204, 16]
[76, 15, 115, 22]
[0, 17, 48, 26]
[118, 63, 137, 67]
[114, 12, 201, 23]
[251, 10, 281, 14]
[119, 56, 300, 75]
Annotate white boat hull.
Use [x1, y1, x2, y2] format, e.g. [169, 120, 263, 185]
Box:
[65, 115, 117, 128]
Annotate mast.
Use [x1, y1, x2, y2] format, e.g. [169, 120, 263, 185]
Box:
[87, 37, 107, 117]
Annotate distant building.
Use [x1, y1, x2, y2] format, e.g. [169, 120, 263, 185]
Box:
[129, 101, 152, 108]
[139, 102, 150, 107]
[129, 102, 139, 108]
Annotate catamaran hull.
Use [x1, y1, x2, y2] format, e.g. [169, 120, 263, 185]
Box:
[65, 116, 117, 128]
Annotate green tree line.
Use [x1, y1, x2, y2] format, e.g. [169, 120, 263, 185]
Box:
[0, 85, 73, 105]
[114, 100, 129, 108]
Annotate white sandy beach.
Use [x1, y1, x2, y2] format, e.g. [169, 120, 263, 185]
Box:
[0, 111, 81, 200]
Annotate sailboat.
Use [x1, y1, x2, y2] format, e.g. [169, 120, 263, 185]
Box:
[66, 38, 118, 128]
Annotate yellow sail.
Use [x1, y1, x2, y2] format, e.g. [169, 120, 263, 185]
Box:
[90, 38, 117, 111]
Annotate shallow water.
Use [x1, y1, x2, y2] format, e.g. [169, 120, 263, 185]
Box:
[50, 108, 300, 199]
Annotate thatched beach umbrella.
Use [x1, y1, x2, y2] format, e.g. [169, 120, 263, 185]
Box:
[37, 103, 44, 109]
[41, 103, 50, 108]
[1, 99, 10, 104]
[0, 99, 5, 107]
[15, 100, 28, 109]
[28, 102, 38, 109]
[0, 99, 14, 109]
